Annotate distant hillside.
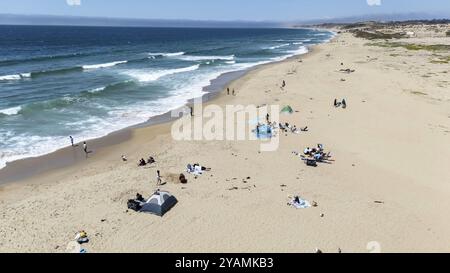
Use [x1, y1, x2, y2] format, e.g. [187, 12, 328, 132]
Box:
[291, 12, 450, 26]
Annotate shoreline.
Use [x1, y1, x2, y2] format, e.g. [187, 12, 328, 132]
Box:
[0, 36, 328, 185]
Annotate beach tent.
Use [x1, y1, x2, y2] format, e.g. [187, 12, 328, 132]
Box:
[140, 191, 178, 216]
[281, 106, 294, 114]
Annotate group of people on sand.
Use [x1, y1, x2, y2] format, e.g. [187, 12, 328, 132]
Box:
[254, 113, 275, 138]
[334, 98, 347, 109]
[304, 144, 331, 162]
[138, 156, 156, 167]
[69, 136, 91, 157]
[279, 122, 308, 134]
[187, 163, 211, 176]
[226, 87, 236, 96]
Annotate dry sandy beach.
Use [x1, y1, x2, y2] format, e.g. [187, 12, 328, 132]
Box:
[1, 25, 449, 253]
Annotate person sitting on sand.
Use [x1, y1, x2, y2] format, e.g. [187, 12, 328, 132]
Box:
[179, 174, 188, 184]
[136, 193, 145, 202]
[138, 158, 147, 167]
[301, 126, 309, 132]
[342, 99, 347, 109]
[193, 164, 211, 172]
[318, 144, 324, 152]
[334, 99, 342, 108]
[304, 147, 312, 155]
[121, 155, 128, 162]
[187, 164, 203, 175]
[314, 152, 323, 161]
[75, 231, 89, 244]
[147, 156, 155, 164]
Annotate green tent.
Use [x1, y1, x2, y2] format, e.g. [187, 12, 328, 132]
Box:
[281, 105, 294, 114]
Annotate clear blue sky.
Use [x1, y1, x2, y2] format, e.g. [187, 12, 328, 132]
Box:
[0, 0, 449, 21]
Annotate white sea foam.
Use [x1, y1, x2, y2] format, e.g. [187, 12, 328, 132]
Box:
[125, 64, 200, 82]
[287, 46, 309, 57]
[0, 74, 21, 81]
[149, 51, 235, 62]
[88, 86, 106, 93]
[0, 106, 22, 116]
[176, 55, 235, 61]
[269, 43, 290, 50]
[0, 73, 30, 81]
[82, 61, 127, 70]
[148, 52, 185, 57]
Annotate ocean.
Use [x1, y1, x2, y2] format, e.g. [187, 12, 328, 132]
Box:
[0, 25, 334, 169]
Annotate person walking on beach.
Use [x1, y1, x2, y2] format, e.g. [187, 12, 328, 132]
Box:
[227, 87, 230, 95]
[70, 136, 74, 147]
[266, 113, 270, 124]
[232, 89, 236, 96]
[190, 106, 194, 117]
[83, 141, 88, 155]
[282, 80, 286, 88]
[156, 170, 163, 186]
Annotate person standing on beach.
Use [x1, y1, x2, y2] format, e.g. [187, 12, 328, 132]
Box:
[83, 141, 88, 155]
[190, 106, 194, 117]
[70, 136, 74, 147]
[227, 88, 230, 95]
[156, 170, 162, 185]
[232, 89, 236, 96]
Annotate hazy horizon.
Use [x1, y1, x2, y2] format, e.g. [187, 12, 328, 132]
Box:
[0, 12, 449, 29]
[0, 0, 449, 27]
